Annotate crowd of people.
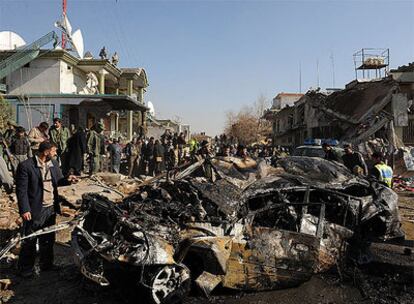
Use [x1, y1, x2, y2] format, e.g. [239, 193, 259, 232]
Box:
[0, 119, 394, 190]
[0, 119, 195, 180]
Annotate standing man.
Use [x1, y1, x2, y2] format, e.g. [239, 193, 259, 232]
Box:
[10, 126, 32, 165]
[144, 137, 155, 176]
[164, 139, 176, 171]
[341, 144, 368, 176]
[125, 138, 141, 177]
[177, 132, 186, 164]
[48, 118, 70, 165]
[28, 122, 49, 154]
[370, 152, 393, 188]
[15, 141, 77, 277]
[64, 127, 87, 176]
[87, 122, 104, 175]
[107, 138, 122, 174]
[322, 143, 341, 162]
[2, 121, 17, 145]
[153, 139, 165, 175]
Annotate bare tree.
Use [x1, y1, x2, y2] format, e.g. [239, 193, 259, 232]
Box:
[253, 93, 269, 119]
[224, 94, 272, 145]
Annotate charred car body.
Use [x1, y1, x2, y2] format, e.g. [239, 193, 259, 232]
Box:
[71, 156, 404, 303]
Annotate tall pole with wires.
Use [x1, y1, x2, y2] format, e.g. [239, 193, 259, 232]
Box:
[299, 61, 302, 94]
[330, 51, 335, 88]
[62, 0, 67, 49]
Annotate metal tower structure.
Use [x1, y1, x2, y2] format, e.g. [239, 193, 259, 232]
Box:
[353, 48, 389, 80]
[62, 0, 67, 49]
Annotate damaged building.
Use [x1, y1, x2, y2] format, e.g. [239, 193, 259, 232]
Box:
[265, 61, 414, 151]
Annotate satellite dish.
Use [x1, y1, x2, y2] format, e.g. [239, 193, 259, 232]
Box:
[71, 29, 84, 59]
[55, 14, 72, 37]
[0, 31, 26, 50]
[55, 13, 85, 59]
[147, 101, 155, 117]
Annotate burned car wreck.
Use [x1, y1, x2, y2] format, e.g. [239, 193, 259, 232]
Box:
[71, 156, 404, 303]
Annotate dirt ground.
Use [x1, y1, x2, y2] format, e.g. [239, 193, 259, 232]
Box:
[397, 191, 414, 240]
[0, 244, 364, 304]
[0, 192, 413, 304]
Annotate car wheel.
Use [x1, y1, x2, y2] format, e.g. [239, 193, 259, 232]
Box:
[144, 263, 191, 304]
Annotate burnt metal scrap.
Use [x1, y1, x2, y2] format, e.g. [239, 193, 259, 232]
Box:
[71, 156, 407, 303]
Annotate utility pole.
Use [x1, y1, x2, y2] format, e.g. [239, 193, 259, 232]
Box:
[62, 0, 67, 49]
[330, 51, 335, 88]
[316, 59, 320, 88]
[299, 61, 302, 94]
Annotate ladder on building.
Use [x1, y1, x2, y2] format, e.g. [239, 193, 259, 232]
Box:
[0, 31, 59, 80]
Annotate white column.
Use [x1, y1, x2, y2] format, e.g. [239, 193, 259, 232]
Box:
[126, 79, 134, 140]
[98, 69, 108, 94]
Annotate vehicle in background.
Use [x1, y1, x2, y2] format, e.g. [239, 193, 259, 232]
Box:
[293, 145, 344, 158]
[293, 138, 344, 159]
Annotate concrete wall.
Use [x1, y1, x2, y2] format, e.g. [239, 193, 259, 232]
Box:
[6, 58, 88, 95]
[391, 71, 414, 83]
[7, 58, 60, 94]
[272, 95, 302, 109]
[59, 61, 88, 94]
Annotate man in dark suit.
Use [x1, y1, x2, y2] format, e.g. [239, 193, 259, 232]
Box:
[15, 141, 77, 277]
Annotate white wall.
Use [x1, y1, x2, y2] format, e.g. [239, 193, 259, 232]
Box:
[59, 61, 87, 93]
[59, 61, 75, 93]
[7, 58, 88, 95]
[7, 58, 60, 94]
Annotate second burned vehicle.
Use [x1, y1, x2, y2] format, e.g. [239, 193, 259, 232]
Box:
[71, 156, 404, 304]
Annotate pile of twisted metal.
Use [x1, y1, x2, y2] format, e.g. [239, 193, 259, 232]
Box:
[71, 156, 406, 304]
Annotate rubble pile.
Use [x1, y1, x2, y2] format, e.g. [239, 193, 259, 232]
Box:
[0, 278, 14, 304]
[58, 172, 142, 208]
[70, 156, 411, 304]
[0, 192, 18, 304]
[0, 192, 19, 236]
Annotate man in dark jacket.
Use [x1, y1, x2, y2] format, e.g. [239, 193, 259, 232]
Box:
[342, 144, 368, 175]
[15, 141, 77, 277]
[10, 127, 32, 165]
[144, 137, 155, 176]
[107, 138, 122, 173]
[64, 127, 87, 176]
[153, 139, 165, 175]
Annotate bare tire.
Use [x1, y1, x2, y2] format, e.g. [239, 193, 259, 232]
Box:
[144, 264, 191, 304]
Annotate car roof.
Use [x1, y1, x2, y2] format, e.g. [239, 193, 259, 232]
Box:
[295, 145, 343, 150]
[295, 145, 322, 149]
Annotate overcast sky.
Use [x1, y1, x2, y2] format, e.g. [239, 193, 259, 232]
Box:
[1, 0, 413, 135]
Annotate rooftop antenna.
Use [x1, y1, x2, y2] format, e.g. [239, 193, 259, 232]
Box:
[330, 51, 336, 88]
[316, 59, 320, 88]
[62, 0, 67, 49]
[55, 1, 84, 58]
[299, 61, 302, 93]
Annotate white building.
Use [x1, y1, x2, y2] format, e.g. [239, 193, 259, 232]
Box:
[1, 49, 148, 139]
